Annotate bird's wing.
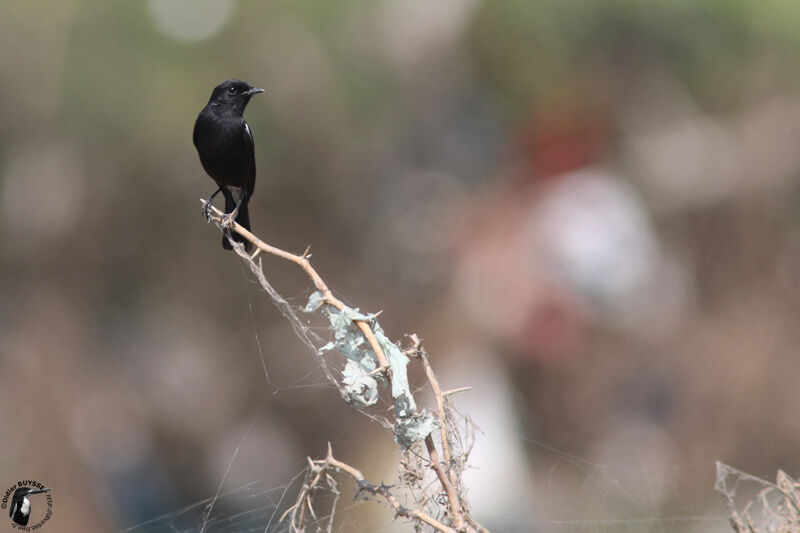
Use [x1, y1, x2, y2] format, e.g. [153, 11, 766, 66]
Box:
[243, 121, 256, 195]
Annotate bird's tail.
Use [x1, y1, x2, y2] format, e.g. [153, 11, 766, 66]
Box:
[222, 192, 252, 251]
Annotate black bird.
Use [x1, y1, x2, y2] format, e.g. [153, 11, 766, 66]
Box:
[9, 486, 50, 526]
[193, 79, 264, 250]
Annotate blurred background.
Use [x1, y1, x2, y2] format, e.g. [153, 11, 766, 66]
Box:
[2, 1, 800, 531]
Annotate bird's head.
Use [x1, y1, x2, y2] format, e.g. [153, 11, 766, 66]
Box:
[13, 486, 50, 499]
[208, 79, 264, 113]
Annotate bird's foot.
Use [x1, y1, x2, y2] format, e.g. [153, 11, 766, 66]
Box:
[220, 204, 241, 229]
[220, 212, 237, 229]
[201, 200, 213, 221]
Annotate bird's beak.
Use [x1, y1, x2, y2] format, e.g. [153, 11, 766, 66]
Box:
[29, 488, 50, 495]
[245, 88, 264, 96]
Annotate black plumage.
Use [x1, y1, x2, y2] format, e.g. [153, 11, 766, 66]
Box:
[9, 486, 50, 526]
[193, 79, 263, 250]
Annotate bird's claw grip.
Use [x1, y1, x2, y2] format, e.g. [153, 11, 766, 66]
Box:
[220, 212, 236, 229]
[201, 200, 213, 221]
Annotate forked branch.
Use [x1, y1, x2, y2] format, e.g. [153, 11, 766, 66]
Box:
[203, 202, 486, 532]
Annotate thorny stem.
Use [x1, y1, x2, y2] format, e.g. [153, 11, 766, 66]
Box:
[206, 202, 391, 372]
[413, 339, 458, 480]
[281, 443, 459, 533]
[204, 202, 483, 532]
[424, 435, 465, 531]
[408, 336, 467, 531]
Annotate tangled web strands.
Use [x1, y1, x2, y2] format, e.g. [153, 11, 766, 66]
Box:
[118, 478, 303, 533]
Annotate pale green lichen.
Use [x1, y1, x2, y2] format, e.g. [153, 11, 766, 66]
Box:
[394, 411, 441, 449]
[303, 290, 325, 313]
[340, 358, 378, 407]
[305, 291, 437, 447]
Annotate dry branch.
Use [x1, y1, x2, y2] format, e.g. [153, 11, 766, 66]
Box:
[281, 443, 459, 533]
[203, 202, 487, 533]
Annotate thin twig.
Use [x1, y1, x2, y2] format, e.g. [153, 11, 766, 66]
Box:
[443, 387, 472, 397]
[410, 335, 466, 531]
[424, 435, 465, 531]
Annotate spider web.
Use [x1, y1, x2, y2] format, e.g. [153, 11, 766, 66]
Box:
[117, 437, 734, 533]
[521, 437, 731, 533]
[118, 479, 298, 533]
[119, 239, 738, 533]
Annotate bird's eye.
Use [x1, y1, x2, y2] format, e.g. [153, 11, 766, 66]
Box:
[228, 86, 237, 94]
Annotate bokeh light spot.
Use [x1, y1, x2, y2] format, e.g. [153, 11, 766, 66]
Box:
[147, 0, 235, 43]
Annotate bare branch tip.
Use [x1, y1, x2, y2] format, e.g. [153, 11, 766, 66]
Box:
[367, 365, 390, 377]
[443, 386, 472, 397]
